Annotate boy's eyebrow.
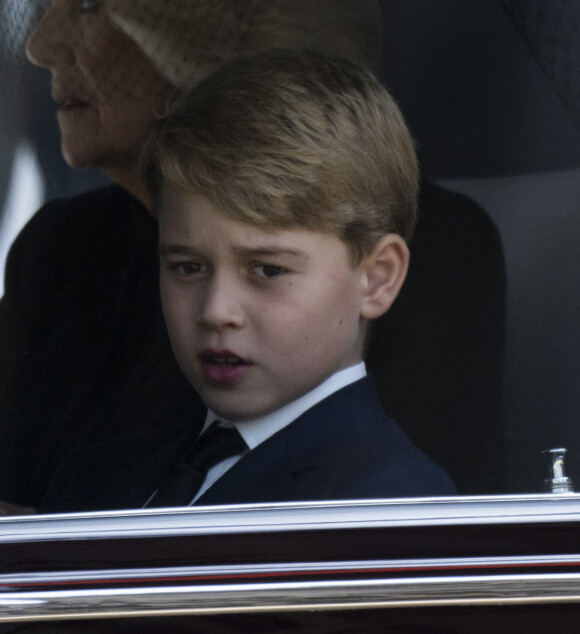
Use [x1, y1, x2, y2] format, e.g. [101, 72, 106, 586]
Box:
[159, 243, 197, 257]
[159, 243, 309, 261]
[232, 246, 308, 261]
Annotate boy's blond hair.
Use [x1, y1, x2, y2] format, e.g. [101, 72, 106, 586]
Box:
[142, 50, 418, 263]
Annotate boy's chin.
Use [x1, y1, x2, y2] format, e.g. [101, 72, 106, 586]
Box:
[203, 396, 280, 423]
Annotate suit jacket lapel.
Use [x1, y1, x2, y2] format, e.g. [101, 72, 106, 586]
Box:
[197, 377, 383, 506]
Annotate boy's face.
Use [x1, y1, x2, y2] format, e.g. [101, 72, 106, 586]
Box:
[159, 188, 368, 422]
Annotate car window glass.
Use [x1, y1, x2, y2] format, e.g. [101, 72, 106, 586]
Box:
[2, 0, 580, 517]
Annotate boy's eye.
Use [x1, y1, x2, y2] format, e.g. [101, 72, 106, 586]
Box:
[254, 264, 287, 279]
[170, 261, 205, 276]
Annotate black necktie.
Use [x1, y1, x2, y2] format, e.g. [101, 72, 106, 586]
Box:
[147, 422, 247, 507]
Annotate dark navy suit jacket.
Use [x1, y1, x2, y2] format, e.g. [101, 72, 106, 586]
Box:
[40, 377, 455, 513]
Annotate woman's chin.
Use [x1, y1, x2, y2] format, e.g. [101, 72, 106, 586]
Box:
[61, 152, 88, 170]
[59, 121, 110, 169]
[60, 143, 105, 171]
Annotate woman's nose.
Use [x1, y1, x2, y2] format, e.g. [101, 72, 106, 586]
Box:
[26, 1, 74, 70]
[197, 274, 245, 331]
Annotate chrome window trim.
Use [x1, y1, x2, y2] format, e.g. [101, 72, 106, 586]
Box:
[2, 494, 580, 543]
[4, 554, 580, 588]
[4, 496, 580, 622]
[3, 573, 580, 622]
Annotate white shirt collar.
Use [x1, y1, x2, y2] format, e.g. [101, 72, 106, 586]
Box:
[204, 362, 366, 450]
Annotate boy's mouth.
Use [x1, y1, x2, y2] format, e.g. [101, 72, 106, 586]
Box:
[199, 350, 251, 382]
[211, 356, 243, 366]
[200, 350, 249, 365]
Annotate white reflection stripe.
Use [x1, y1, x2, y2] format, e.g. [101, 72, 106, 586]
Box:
[3, 495, 580, 543]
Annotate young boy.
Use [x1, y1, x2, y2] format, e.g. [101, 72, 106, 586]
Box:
[41, 50, 453, 512]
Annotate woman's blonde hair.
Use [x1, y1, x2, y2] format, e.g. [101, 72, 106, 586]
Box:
[142, 50, 418, 264]
[107, 0, 383, 88]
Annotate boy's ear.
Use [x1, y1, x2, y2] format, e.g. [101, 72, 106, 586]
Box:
[360, 233, 410, 320]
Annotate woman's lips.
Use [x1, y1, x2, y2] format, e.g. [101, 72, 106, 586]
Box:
[199, 350, 252, 383]
[55, 97, 90, 112]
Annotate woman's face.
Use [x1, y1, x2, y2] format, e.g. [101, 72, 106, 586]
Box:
[26, 0, 172, 183]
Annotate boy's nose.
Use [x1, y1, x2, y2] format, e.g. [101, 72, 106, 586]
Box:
[26, 1, 74, 71]
[197, 274, 245, 331]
